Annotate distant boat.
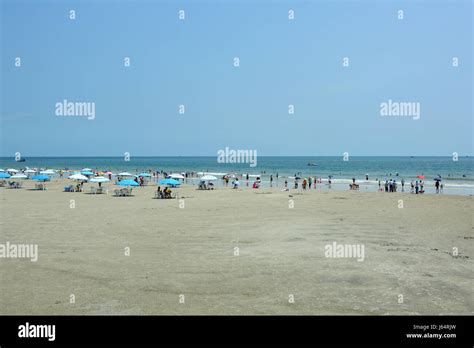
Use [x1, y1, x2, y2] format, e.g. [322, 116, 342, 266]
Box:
[16, 158, 26, 162]
[307, 163, 317, 166]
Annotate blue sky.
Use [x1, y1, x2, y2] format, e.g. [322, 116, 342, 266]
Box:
[1, 0, 472, 156]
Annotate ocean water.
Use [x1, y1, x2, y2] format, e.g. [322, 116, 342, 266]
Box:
[1, 156, 473, 195]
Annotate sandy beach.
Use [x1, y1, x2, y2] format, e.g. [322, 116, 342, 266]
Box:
[1, 179, 472, 315]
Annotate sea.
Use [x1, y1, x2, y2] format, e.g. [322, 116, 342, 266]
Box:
[1, 156, 473, 195]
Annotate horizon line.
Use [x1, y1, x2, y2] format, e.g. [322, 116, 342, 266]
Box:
[0, 155, 472, 158]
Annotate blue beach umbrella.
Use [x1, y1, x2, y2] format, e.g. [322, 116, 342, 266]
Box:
[81, 170, 94, 176]
[137, 172, 152, 177]
[32, 175, 50, 182]
[117, 179, 139, 186]
[0, 172, 11, 179]
[159, 178, 181, 186]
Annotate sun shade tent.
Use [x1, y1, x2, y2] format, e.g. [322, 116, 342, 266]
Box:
[117, 179, 139, 186]
[10, 174, 27, 179]
[200, 175, 218, 181]
[69, 174, 89, 181]
[168, 174, 185, 179]
[90, 177, 110, 183]
[159, 178, 181, 186]
[32, 175, 49, 181]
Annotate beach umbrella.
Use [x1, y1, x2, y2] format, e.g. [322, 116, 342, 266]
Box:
[104, 171, 113, 175]
[69, 173, 89, 181]
[0, 172, 11, 179]
[200, 175, 217, 181]
[32, 175, 49, 181]
[80, 170, 94, 176]
[117, 179, 139, 186]
[40, 169, 55, 175]
[168, 173, 185, 179]
[159, 178, 181, 186]
[434, 177, 442, 181]
[81, 168, 92, 171]
[416, 175, 425, 179]
[118, 172, 133, 176]
[137, 172, 152, 177]
[0, 168, 4, 172]
[6, 168, 18, 173]
[10, 174, 27, 180]
[24, 169, 36, 174]
[90, 177, 110, 183]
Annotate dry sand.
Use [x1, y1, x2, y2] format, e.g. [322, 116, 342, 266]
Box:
[0, 179, 473, 315]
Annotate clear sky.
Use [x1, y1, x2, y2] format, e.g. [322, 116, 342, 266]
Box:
[1, 0, 472, 156]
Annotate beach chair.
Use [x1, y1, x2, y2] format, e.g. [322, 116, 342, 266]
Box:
[114, 189, 122, 197]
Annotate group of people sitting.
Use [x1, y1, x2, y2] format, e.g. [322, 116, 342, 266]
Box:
[156, 186, 173, 199]
[198, 181, 214, 190]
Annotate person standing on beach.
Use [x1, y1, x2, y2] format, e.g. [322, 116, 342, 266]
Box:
[385, 180, 388, 192]
[284, 180, 288, 189]
[401, 178, 405, 192]
[420, 180, 424, 192]
[435, 180, 440, 193]
[308, 177, 312, 189]
[415, 180, 419, 194]
[270, 175, 273, 187]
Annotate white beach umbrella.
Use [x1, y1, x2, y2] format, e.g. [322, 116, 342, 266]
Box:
[69, 173, 89, 181]
[118, 172, 133, 176]
[81, 168, 92, 171]
[200, 175, 218, 181]
[169, 173, 185, 179]
[89, 176, 110, 183]
[24, 169, 37, 174]
[10, 174, 27, 179]
[0, 168, 4, 172]
[6, 168, 18, 173]
[40, 169, 56, 175]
